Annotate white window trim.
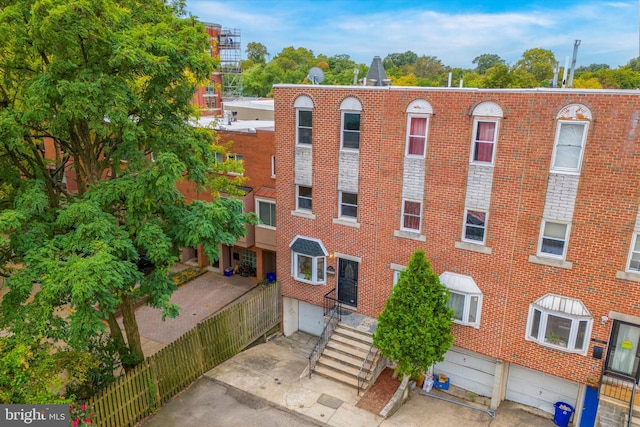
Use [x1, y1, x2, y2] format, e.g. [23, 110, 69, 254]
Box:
[296, 109, 313, 145]
[339, 191, 358, 220]
[525, 304, 592, 355]
[626, 233, 640, 273]
[470, 118, 499, 165]
[227, 153, 244, 176]
[462, 208, 487, 245]
[340, 111, 361, 151]
[448, 291, 483, 329]
[291, 252, 326, 285]
[405, 114, 429, 158]
[400, 199, 422, 233]
[271, 155, 276, 179]
[256, 198, 276, 229]
[537, 220, 570, 260]
[550, 120, 589, 174]
[296, 185, 312, 212]
[391, 263, 407, 287]
[440, 272, 483, 329]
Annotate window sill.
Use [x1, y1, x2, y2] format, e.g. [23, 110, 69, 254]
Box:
[394, 230, 426, 242]
[615, 270, 640, 283]
[256, 224, 276, 230]
[340, 147, 360, 153]
[528, 255, 573, 270]
[333, 218, 360, 228]
[455, 241, 492, 254]
[291, 210, 316, 220]
[526, 338, 587, 355]
[469, 161, 494, 167]
[549, 169, 581, 176]
[453, 320, 480, 329]
[296, 143, 312, 148]
[293, 277, 325, 286]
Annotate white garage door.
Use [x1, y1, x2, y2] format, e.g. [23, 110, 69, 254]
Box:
[298, 301, 324, 336]
[506, 364, 579, 414]
[434, 347, 496, 398]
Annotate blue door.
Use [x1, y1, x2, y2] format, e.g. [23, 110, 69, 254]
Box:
[580, 385, 598, 427]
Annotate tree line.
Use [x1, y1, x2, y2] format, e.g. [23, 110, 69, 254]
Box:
[240, 42, 640, 97]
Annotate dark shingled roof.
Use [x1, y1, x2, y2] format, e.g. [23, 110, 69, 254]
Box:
[290, 237, 326, 257]
[365, 56, 388, 86]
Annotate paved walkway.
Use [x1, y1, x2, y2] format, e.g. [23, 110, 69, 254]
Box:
[121, 266, 257, 357]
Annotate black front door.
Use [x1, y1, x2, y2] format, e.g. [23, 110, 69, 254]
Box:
[337, 258, 358, 307]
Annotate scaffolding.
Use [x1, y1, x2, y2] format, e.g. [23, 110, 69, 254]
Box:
[219, 28, 242, 99]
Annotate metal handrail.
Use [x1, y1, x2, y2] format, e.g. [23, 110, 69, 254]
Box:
[601, 370, 638, 427]
[357, 343, 379, 395]
[323, 288, 342, 320]
[308, 302, 340, 378]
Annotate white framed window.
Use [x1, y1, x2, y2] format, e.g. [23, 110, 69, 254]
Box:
[297, 109, 312, 144]
[290, 236, 327, 285]
[440, 272, 482, 328]
[401, 200, 422, 232]
[551, 121, 588, 172]
[526, 294, 592, 354]
[292, 253, 325, 284]
[448, 292, 482, 327]
[391, 264, 406, 287]
[627, 233, 640, 272]
[296, 185, 312, 211]
[471, 120, 498, 164]
[342, 112, 360, 150]
[227, 153, 244, 176]
[406, 115, 428, 157]
[538, 221, 569, 259]
[271, 155, 276, 178]
[463, 209, 487, 244]
[256, 199, 276, 228]
[339, 192, 358, 219]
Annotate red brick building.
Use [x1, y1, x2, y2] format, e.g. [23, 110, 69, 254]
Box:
[177, 103, 276, 281]
[274, 84, 640, 423]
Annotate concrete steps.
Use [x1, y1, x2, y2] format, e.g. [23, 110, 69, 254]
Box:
[313, 323, 379, 391]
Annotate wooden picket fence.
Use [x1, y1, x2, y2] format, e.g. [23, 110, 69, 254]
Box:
[87, 282, 281, 427]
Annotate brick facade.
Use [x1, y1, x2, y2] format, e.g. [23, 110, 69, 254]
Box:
[274, 85, 640, 391]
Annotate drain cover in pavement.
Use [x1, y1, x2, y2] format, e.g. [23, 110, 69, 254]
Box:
[317, 394, 343, 409]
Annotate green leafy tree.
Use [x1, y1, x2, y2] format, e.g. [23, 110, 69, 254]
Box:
[513, 48, 557, 85]
[246, 41, 269, 64]
[0, 0, 255, 397]
[472, 53, 505, 74]
[373, 250, 454, 378]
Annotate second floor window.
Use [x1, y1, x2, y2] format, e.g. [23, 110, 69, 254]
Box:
[539, 221, 569, 259]
[297, 186, 312, 211]
[339, 192, 358, 219]
[401, 200, 422, 232]
[464, 210, 487, 244]
[628, 233, 640, 272]
[257, 200, 276, 227]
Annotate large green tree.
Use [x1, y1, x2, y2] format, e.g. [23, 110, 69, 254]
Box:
[373, 250, 454, 377]
[0, 0, 254, 397]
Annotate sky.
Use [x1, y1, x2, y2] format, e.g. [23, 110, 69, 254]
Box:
[186, 0, 639, 69]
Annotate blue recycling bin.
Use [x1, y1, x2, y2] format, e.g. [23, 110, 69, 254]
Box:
[553, 402, 574, 427]
[266, 272, 276, 283]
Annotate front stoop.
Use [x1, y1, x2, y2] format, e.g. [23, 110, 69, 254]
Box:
[598, 395, 640, 427]
[313, 323, 379, 390]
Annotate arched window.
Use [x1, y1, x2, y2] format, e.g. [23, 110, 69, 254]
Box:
[470, 101, 503, 164]
[405, 99, 433, 157]
[340, 97, 362, 150]
[294, 96, 313, 145]
[551, 104, 592, 173]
